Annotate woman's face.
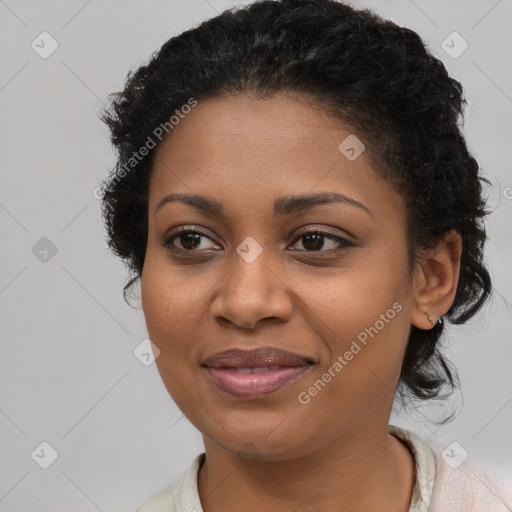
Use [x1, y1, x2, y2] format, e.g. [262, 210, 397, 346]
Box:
[141, 92, 421, 460]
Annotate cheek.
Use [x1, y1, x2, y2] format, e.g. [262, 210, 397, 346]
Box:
[140, 256, 209, 418]
[320, 292, 407, 377]
[295, 301, 409, 442]
[140, 258, 199, 385]
[305, 253, 411, 400]
[141, 251, 206, 336]
[140, 249, 226, 404]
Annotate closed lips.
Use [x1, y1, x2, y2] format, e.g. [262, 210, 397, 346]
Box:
[233, 366, 283, 373]
[201, 346, 313, 369]
[202, 346, 315, 399]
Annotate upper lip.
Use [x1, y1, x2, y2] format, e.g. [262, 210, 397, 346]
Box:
[202, 346, 313, 368]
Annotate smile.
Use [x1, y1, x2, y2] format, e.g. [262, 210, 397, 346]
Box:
[202, 346, 315, 399]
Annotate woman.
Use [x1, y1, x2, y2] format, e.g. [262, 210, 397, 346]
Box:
[99, 0, 511, 510]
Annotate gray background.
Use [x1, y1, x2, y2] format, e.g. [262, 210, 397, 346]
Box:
[1, 0, 511, 510]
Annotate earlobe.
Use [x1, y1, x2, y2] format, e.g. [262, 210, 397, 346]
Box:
[427, 313, 441, 327]
[410, 230, 462, 331]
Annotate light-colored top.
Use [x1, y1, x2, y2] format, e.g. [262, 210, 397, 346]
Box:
[137, 425, 512, 511]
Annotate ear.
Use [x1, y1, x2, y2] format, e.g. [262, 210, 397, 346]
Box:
[410, 229, 462, 330]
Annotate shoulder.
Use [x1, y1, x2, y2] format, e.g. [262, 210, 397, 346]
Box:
[429, 444, 512, 512]
[136, 453, 205, 512]
[389, 425, 512, 512]
[136, 480, 178, 512]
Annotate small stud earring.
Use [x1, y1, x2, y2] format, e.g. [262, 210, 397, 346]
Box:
[427, 313, 441, 326]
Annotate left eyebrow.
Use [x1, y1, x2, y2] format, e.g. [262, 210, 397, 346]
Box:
[154, 191, 373, 220]
[273, 192, 373, 220]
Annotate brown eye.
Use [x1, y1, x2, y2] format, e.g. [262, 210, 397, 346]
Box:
[290, 231, 353, 253]
[162, 228, 221, 253]
[177, 232, 202, 250]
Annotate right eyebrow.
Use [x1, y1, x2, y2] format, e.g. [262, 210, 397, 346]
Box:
[155, 193, 224, 216]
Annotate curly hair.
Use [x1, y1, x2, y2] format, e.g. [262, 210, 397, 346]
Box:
[100, 0, 492, 404]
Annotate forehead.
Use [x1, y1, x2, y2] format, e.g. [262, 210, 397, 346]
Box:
[149, 93, 402, 222]
[153, 93, 343, 174]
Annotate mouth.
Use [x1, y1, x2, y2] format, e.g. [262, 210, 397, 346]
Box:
[202, 347, 315, 399]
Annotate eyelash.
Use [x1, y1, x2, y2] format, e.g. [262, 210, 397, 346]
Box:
[161, 227, 354, 256]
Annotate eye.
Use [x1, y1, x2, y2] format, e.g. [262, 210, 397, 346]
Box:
[161, 227, 354, 256]
[162, 228, 221, 253]
[289, 230, 353, 253]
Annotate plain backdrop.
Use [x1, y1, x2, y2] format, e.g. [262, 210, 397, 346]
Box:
[1, 1, 511, 510]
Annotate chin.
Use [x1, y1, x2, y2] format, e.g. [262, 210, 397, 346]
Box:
[200, 412, 324, 461]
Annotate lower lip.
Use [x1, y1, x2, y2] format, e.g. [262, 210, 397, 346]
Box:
[205, 366, 311, 399]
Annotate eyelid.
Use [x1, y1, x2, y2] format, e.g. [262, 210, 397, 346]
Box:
[291, 223, 354, 240]
[163, 225, 219, 242]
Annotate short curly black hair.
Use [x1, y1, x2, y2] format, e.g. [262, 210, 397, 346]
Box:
[100, 0, 492, 404]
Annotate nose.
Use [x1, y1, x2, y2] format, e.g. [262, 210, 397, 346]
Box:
[210, 251, 293, 330]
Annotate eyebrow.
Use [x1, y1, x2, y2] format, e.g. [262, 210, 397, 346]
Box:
[155, 191, 373, 219]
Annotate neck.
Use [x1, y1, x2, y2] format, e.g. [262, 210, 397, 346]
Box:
[197, 420, 415, 512]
